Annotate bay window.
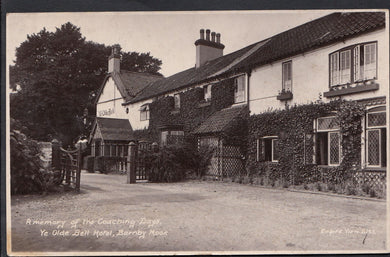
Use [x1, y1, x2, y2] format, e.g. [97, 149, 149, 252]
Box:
[329, 42, 377, 86]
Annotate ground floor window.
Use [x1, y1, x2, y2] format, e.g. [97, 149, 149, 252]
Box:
[366, 106, 386, 168]
[161, 130, 184, 146]
[198, 136, 219, 149]
[256, 137, 279, 162]
[315, 116, 340, 166]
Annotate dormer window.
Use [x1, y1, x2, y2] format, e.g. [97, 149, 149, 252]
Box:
[329, 42, 377, 87]
[204, 84, 212, 101]
[234, 75, 246, 103]
[140, 104, 150, 121]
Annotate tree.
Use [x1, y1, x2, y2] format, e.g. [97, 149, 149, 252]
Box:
[10, 22, 162, 145]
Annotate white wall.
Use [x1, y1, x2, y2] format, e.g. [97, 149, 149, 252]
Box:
[96, 77, 128, 119]
[249, 28, 388, 115]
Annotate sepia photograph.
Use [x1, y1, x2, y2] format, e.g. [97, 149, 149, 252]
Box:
[5, 8, 389, 255]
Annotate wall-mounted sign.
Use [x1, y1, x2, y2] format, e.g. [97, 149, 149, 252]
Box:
[98, 108, 115, 117]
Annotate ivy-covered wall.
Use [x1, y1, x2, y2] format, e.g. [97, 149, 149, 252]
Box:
[246, 100, 365, 185]
[132, 77, 238, 145]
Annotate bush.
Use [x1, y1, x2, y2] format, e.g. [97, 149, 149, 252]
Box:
[94, 156, 125, 174]
[84, 156, 95, 173]
[10, 119, 61, 194]
[147, 145, 213, 183]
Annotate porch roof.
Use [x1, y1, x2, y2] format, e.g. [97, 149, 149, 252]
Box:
[93, 117, 134, 141]
[193, 105, 246, 135]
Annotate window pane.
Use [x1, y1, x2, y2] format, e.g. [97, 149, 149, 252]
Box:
[317, 116, 339, 131]
[330, 52, 339, 85]
[353, 46, 361, 81]
[367, 129, 380, 166]
[282, 62, 292, 91]
[367, 112, 386, 127]
[272, 139, 280, 161]
[161, 131, 168, 146]
[340, 50, 351, 84]
[364, 43, 377, 79]
[234, 76, 246, 103]
[329, 132, 340, 165]
[174, 94, 180, 109]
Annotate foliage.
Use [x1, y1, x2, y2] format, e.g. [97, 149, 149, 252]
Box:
[9, 22, 162, 145]
[246, 100, 365, 186]
[147, 145, 214, 182]
[146, 78, 242, 147]
[10, 119, 61, 194]
[94, 156, 126, 174]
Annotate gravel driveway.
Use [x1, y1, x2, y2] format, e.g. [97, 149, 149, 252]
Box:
[10, 172, 387, 254]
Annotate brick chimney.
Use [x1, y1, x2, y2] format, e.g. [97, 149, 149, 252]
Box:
[195, 29, 225, 68]
[108, 44, 121, 73]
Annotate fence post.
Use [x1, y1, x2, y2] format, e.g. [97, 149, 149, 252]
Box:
[127, 141, 137, 184]
[51, 139, 61, 171]
[76, 146, 82, 192]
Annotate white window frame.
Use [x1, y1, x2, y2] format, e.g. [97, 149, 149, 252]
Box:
[282, 61, 292, 92]
[234, 75, 246, 104]
[315, 116, 341, 166]
[363, 43, 377, 80]
[316, 116, 339, 132]
[330, 41, 378, 86]
[140, 104, 150, 121]
[204, 84, 212, 102]
[339, 50, 351, 84]
[366, 128, 382, 168]
[365, 105, 386, 168]
[328, 131, 341, 166]
[330, 52, 339, 86]
[174, 93, 180, 109]
[271, 138, 279, 163]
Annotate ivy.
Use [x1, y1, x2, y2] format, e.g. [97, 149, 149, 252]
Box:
[247, 100, 365, 185]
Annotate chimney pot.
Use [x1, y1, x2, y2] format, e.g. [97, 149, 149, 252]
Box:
[200, 29, 205, 40]
[211, 32, 216, 42]
[216, 33, 221, 43]
[206, 29, 211, 41]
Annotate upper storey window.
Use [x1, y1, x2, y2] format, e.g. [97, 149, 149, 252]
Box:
[234, 75, 246, 103]
[282, 61, 292, 91]
[329, 42, 377, 87]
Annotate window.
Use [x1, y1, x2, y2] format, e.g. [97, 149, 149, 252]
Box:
[140, 104, 150, 121]
[161, 130, 184, 146]
[329, 42, 377, 86]
[174, 94, 180, 109]
[204, 84, 212, 101]
[256, 137, 279, 162]
[282, 61, 292, 91]
[234, 75, 246, 103]
[315, 116, 340, 166]
[366, 106, 386, 168]
[199, 136, 218, 148]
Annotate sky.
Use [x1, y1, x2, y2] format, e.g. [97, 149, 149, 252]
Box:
[6, 10, 336, 77]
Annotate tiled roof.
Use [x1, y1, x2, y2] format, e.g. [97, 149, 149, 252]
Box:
[96, 117, 133, 141]
[193, 105, 246, 134]
[232, 12, 386, 71]
[96, 71, 163, 104]
[128, 12, 384, 104]
[128, 42, 261, 103]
